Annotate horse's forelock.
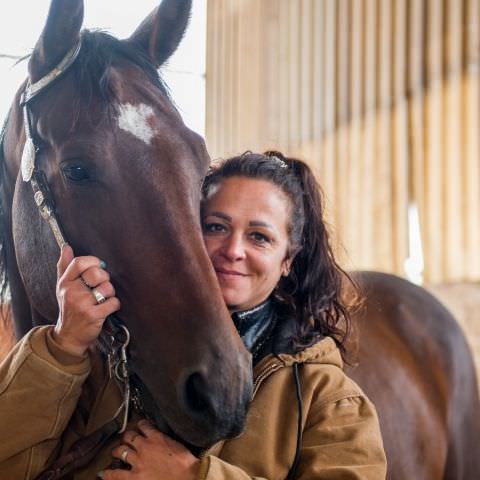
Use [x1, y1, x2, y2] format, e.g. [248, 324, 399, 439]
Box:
[69, 30, 173, 125]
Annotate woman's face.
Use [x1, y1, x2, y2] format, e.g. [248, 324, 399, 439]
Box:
[202, 176, 292, 311]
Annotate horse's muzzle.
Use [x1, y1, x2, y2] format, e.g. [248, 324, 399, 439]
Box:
[177, 355, 253, 447]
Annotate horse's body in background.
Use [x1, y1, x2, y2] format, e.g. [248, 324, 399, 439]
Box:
[348, 272, 480, 479]
[0, 0, 251, 449]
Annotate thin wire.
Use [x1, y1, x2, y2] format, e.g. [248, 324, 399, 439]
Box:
[287, 363, 303, 480]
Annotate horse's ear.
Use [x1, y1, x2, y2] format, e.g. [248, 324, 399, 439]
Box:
[29, 0, 84, 82]
[128, 0, 192, 67]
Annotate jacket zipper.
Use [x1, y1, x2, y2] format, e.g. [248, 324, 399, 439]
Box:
[252, 361, 281, 396]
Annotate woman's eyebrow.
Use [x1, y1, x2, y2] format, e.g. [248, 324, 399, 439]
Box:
[249, 220, 275, 230]
[207, 211, 232, 222]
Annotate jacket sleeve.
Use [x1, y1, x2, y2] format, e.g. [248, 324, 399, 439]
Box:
[0, 326, 91, 479]
[198, 393, 386, 480]
[295, 394, 387, 479]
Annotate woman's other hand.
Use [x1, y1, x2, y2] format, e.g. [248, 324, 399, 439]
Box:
[53, 244, 121, 357]
[101, 419, 199, 480]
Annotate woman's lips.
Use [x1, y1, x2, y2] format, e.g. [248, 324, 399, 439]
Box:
[215, 267, 248, 277]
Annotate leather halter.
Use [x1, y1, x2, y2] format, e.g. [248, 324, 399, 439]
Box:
[19, 39, 135, 434]
[19, 42, 82, 247]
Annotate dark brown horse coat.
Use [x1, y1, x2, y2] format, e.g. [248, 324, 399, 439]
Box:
[348, 272, 480, 480]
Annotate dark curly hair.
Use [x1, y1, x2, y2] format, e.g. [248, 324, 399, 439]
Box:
[201, 151, 359, 358]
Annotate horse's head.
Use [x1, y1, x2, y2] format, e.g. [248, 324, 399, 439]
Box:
[2, 0, 252, 447]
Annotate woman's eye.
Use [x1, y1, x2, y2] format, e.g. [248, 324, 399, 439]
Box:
[62, 165, 91, 183]
[203, 222, 226, 234]
[250, 232, 270, 244]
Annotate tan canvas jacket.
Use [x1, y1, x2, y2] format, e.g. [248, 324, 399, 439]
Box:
[0, 326, 386, 479]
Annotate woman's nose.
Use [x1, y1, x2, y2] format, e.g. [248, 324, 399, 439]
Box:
[221, 234, 246, 261]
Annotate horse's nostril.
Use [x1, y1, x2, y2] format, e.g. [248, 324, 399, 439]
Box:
[184, 372, 211, 414]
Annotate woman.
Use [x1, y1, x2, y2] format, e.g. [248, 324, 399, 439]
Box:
[0, 152, 386, 479]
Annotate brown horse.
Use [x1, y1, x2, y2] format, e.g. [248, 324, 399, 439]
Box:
[348, 272, 480, 479]
[0, 0, 252, 450]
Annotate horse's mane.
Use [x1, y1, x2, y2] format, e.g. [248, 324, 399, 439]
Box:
[0, 28, 174, 308]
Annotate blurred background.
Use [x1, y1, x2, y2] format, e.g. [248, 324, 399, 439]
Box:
[1, 1, 479, 371]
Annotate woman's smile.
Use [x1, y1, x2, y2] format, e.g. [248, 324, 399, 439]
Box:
[215, 267, 249, 277]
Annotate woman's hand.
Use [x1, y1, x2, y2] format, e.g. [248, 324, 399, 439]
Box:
[101, 419, 199, 480]
[53, 244, 121, 357]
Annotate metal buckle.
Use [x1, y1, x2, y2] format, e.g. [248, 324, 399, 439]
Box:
[107, 324, 132, 433]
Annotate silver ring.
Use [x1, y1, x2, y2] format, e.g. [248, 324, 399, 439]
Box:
[91, 287, 106, 304]
[121, 448, 129, 463]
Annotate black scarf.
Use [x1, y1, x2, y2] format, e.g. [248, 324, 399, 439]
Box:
[231, 299, 277, 364]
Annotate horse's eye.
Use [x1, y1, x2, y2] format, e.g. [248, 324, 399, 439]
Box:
[62, 165, 91, 183]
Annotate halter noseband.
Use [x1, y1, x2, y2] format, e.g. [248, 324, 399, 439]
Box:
[19, 39, 135, 434]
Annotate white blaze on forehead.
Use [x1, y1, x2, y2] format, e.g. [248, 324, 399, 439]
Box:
[118, 103, 157, 144]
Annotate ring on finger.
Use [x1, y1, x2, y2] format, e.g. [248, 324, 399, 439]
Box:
[91, 287, 106, 304]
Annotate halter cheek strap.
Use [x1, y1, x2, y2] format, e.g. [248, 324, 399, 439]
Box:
[19, 40, 82, 249]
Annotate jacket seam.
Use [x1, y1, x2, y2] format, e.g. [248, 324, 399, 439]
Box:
[0, 349, 31, 395]
[49, 377, 78, 438]
[25, 446, 33, 480]
[314, 389, 365, 410]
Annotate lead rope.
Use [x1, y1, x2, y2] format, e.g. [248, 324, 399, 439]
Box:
[286, 363, 303, 480]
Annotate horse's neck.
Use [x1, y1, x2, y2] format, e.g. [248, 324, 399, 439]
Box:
[4, 248, 33, 339]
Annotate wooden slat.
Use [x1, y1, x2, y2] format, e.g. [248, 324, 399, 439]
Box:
[407, 0, 426, 279]
[344, 0, 364, 268]
[320, 0, 337, 223]
[299, 0, 312, 148]
[278, 0, 290, 151]
[263, 0, 281, 148]
[424, 0, 444, 282]
[309, 0, 325, 187]
[360, 0, 377, 269]
[463, 0, 480, 279]
[391, 0, 409, 275]
[288, 1, 300, 152]
[375, 0, 393, 271]
[334, 0, 350, 257]
[444, 0, 464, 280]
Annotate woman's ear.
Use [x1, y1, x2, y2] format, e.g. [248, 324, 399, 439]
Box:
[281, 257, 293, 277]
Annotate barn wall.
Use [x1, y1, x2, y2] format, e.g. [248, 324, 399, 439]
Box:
[206, 0, 480, 283]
